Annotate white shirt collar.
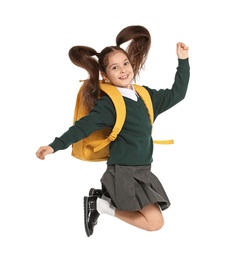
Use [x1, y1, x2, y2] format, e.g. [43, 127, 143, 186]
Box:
[116, 85, 138, 101]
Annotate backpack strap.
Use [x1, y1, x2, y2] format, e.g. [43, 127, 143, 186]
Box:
[93, 82, 126, 152]
[134, 85, 154, 124]
[134, 84, 174, 145]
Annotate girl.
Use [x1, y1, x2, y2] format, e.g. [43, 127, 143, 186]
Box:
[36, 25, 190, 237]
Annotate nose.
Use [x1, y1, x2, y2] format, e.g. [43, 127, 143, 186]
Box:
[120, 66, 126, 73]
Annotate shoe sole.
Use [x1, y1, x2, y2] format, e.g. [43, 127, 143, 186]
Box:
[83, 196, 91, 237]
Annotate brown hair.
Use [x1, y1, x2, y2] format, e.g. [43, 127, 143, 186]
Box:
[69, 25, 151, 112]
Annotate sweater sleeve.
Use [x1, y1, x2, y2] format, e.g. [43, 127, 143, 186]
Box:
[145, 58, 190, 120]
[48, 96, 116, 152]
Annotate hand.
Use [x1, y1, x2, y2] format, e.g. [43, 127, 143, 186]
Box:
[36, 146, 54, 160]
[176, 42, 189, 59]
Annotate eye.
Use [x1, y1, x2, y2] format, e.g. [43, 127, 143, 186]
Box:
[124, 61, 129, 66]
[112, 66, 117, 70]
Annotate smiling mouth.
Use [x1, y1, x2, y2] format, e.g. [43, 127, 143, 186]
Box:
[119, 75, 128, 79]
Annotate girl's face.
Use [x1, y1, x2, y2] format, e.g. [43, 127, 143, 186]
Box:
[103, 51, 133, 89]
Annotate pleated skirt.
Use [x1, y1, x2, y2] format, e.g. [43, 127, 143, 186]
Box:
[100, 164, 170, 211]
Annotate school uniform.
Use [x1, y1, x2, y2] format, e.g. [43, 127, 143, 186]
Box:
[49, 58, 190, 211]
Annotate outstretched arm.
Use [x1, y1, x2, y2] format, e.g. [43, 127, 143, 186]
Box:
[176, 42, 189, 59]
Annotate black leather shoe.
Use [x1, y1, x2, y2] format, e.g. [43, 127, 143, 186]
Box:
[83, 196, 100, 237]
[89, 188, 102, 198]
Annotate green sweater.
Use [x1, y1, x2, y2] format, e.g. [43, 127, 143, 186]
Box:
[49, 58, 190, 165]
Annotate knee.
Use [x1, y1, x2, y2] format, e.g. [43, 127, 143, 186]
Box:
[147, 217, 164, 232]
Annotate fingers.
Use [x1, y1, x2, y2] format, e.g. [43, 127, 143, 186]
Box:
[176, 42, 189, 59]
[36, 146, 53, 160]
[36, 147, 47, 160]
[177, 42, 189, 51]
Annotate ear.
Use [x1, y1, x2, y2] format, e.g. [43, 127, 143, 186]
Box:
[101, 72, 107, 80]
[101, 72, 110, 83]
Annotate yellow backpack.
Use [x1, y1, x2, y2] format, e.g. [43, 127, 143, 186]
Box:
[71, 81, 173, 162]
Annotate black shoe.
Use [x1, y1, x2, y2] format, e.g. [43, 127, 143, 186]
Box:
[83, 196, 100, 237]
[89, 188, 102, 198]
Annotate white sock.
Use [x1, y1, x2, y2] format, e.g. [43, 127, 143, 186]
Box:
[97, 198, 116, 216]
[101, 194, 111, 203]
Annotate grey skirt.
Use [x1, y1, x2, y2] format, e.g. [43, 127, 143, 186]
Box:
[100, 164, 170, 211]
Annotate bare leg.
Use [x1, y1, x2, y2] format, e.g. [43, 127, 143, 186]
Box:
[115, 203, 164, 231]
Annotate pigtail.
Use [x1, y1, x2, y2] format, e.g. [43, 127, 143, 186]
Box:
[69, 46, 100, 112]
[116, 25, 151, 81]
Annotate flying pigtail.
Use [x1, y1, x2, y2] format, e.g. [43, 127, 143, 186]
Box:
[69, 46, 100, 112]
[116, 25, 151, 82]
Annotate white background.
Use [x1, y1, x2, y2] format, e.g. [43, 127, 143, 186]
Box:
[1, 0, 239, 259]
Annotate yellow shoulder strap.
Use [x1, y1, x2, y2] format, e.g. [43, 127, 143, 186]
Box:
[134, 85, 154, 124]
[133, 84, 174, 145]
[93, 82, 126, 152]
